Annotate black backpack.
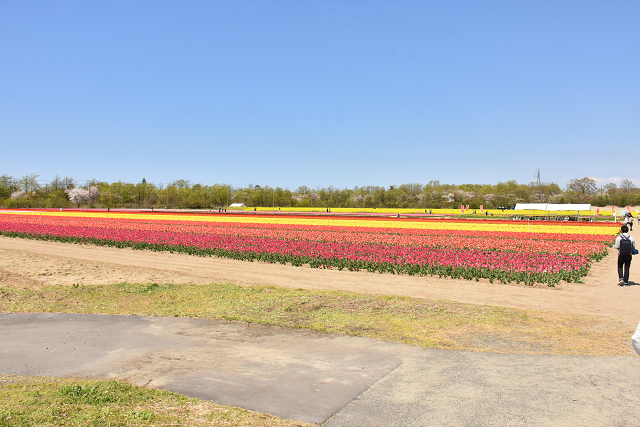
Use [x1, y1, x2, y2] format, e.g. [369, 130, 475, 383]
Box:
[620, 235, 633, 256]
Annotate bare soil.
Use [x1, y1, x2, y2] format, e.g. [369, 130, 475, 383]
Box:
[3, 232, 640, 426]
[1, 232, 638, 330]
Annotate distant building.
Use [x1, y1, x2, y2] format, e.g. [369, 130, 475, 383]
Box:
[229, 203, 246, 208]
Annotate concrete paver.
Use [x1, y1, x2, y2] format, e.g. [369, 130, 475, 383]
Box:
[0, 313, 402, 424]
[323, 349, 640, 426]
[2, 313, 640, 426]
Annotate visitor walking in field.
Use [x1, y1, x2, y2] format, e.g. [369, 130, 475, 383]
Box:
[615, 225, 635, 286]
[624, 213, 634, 231]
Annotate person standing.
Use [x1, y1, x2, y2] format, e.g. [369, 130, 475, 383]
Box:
[615, 225, 635, 286]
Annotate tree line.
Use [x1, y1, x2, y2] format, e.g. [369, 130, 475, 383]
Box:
[1, 174, 638, 210]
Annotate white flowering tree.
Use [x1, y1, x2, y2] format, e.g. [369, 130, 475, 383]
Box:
[65, 186, 99, 208]
[10, 190, 25, 199]
[66, 188, 87, 207]
[87, 186, 99, 205]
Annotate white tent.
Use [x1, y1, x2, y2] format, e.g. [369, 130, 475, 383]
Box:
[546, 203, 591, 211]
[514, 203, 591, 211]
[513, 203, 547, 210]
[229, 203, 246, 208]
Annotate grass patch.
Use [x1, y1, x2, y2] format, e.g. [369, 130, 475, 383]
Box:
[0, 282, 631, 356]
[0, 375, 309, 427]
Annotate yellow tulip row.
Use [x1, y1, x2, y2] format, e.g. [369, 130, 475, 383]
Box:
[232, 206, 628, 217]
[1, 210, 619, 236]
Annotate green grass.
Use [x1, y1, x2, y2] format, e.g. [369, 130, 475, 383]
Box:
[0, 375, 309, 427]
[0, 282, 631, 355]
[0, 281, 633, 426]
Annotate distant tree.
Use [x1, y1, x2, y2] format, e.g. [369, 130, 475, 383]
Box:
[88, 186, 99, 205]
[295, 185, 311, 195]
[528, 181, 561, 203]
[62, 177, 75, 189]
[0, 175, 17, 200]
[0, 174, 17, 189]
[504, 184, 530, 204]
[136, 179, 150, 207]
[99, 192, 121, 209]
[8, 174, 636, 210]
[591, 193, 609, 207]
[19, 174, 40, 192]
[566, 178, 597, 195]
[65, 186, 98, 208]
[604, 183, 617, 193]
[66, 188, 88, 207]
[492, 180, 520, 208]
[171, 179, 191, 189]
[620, 179, 637, 193]
[49, 176, 65, 190]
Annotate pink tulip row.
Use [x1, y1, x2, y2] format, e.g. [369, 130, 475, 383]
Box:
[0, 214, 610, 259]
[0, 220, 590, 280]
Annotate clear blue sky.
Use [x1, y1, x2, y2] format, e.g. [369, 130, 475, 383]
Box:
[1, 0, 638, 190]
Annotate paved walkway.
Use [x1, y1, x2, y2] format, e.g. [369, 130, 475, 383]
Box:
[1, 313, 640, 426]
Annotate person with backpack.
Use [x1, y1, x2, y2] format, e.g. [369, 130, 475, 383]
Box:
[615, 225, 636, 286]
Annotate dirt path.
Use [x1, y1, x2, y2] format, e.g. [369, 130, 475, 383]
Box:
[3, 233, 640, 426]
[1, 234, 639, 329]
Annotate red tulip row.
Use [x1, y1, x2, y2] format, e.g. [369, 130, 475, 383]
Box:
[0, 214, 611, 260]
[0, 219, 593, 286]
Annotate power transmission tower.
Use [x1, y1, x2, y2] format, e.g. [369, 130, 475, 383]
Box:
[534, 169, 542, 201]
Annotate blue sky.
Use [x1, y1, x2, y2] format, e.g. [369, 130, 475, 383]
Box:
[1, 0, 638, 190]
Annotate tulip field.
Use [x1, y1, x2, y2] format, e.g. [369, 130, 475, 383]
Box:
[0, 210, 621, 286]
